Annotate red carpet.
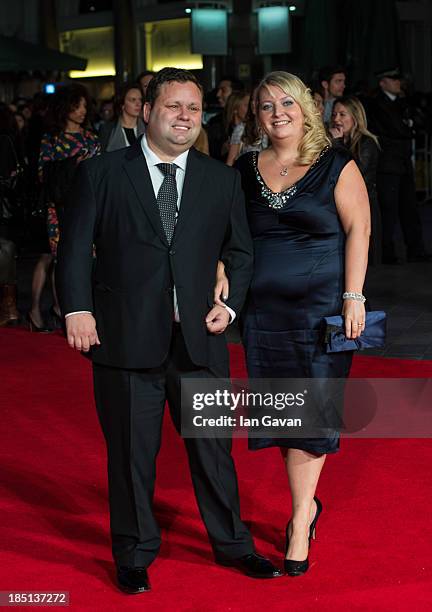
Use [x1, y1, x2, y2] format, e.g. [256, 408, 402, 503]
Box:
[1, 328, 432, 611]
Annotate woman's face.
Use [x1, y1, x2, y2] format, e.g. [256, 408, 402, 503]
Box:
[68, 97, 87, 125]
[22, 106, 32, 120]
[312, 92, 324, 116]
[15, 114, 25, 131]
[257, 84, 304, 143]
[331, 102, 355, 137]
[236, 94, 250, 123]
[123, 88, 143, 119]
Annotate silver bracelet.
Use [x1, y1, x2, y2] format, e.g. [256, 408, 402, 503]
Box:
[342, 291, 366, 303]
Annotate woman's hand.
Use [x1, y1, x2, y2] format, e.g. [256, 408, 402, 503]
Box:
[329, 126, 344, 139]
[76, 148, 90, 164]
[214, 260, 229, 307]
[342, 299, 366, 339]
[334, 161, 370, 341]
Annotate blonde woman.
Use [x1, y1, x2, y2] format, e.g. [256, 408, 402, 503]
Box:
[226, 87, 268, 165]
[222, 91, 250, 162]
[216, 72, 370, 576]
[330, 95, 381, 263]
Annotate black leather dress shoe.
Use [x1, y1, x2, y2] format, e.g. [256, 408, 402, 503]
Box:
[217, 552, 283, 578]
[117, 566, 151, 593]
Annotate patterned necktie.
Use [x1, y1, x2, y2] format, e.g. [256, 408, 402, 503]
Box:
[156, 163, 178, 244]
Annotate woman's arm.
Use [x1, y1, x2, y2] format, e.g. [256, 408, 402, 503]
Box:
[226, 123, 245, 166]
[38, 134, 54, 180]
[334, 160, 371, 339]
[214, 260, 230, 306]
[226, 143, 241, 166]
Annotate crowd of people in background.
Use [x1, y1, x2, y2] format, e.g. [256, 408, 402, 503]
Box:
[1, 64, 432, 330]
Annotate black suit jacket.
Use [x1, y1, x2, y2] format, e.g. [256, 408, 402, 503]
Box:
[56, 139, 253, 369]
[366, 91, 413, 175]
[206, 112, 226, 161]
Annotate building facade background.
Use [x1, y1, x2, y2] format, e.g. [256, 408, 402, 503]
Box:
[0, 0, 431, 101]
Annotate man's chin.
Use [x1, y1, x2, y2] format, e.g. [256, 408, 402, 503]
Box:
[169, 133, 198, 147]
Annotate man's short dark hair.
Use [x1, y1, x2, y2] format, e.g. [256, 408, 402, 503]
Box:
[136, 70, 155, 83]
[219, 75, 245, 93]
[145, 67, 204, 106]
[318, 65, 346, 84]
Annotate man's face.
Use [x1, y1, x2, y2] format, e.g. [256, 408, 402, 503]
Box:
[140, 74, 154, 97]
[380, 77, 401, 96]
[143, 81, 202, 158]
[216, 80, 233, 107]
[101, 101, 114, 121]
[328, 73, 346, 97]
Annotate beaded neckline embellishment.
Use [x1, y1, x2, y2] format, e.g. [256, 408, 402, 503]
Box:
[253, 145, 331, 210]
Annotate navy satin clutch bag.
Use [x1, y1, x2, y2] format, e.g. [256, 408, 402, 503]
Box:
[323, 311, 387, 353]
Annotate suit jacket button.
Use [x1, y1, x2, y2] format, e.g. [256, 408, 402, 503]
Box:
[169, 249, 176, 255]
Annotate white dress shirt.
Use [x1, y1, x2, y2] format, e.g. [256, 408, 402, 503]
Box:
[66, 135, 235, 322]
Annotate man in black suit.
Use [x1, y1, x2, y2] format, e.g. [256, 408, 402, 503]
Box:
[367, 68, 429, 263]
[206, 75, 244, 160]
[57, 68, 282, 594]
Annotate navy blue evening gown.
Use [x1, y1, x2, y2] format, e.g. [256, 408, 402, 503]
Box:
[235, 146, 354, 454]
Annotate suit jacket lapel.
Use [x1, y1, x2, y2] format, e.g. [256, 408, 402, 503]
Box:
[174, 147, 206, 244]
[123, 138, 168, 246]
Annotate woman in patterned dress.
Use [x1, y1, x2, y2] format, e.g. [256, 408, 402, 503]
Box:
[28, 85, 100, 331]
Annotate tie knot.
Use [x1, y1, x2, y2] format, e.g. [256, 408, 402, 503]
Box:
[157, 163, 177, 177]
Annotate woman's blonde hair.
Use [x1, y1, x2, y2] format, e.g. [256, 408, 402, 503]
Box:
[256, 71, 330, 166]
[332, 96, 380, 159]
[223, 90, 250, 135]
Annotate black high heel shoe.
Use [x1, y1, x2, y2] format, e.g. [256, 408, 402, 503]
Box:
[284, 495, 323, 576]
[49, 306, 62, 328]
[26, 312, 52, 333]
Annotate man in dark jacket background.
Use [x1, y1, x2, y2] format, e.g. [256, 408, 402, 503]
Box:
[367, 68, 430, 263]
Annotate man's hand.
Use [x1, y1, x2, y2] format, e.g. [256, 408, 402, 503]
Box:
[205, 305, 230, 335]
[65, 313, 101, 352]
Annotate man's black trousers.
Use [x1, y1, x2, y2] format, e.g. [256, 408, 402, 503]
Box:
[93, 324, 254, 568]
